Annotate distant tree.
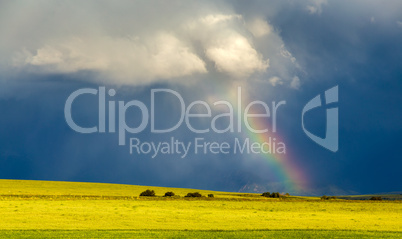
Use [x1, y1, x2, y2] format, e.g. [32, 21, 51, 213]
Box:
[285, 193, 290, 197]
[140, 189, 155, 197]
[208, 194, 214, 198]
[321, 195, 336, 200]
[262, 192, 271, 197]
[185, 192, 202, 197]
[271, 192, 280, 198]
[262, 192, 282, 198]
[370, 196, 382, 201]
[164, 192, 175, 197]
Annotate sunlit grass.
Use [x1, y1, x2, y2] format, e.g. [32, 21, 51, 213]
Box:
[0, 179, 401, 237]
[0, 230, 400, 238]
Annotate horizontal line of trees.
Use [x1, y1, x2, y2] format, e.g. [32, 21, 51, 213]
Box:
[139, 189, 214, 198]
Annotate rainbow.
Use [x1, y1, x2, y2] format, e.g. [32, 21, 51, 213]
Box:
[207, 82, 309, 194]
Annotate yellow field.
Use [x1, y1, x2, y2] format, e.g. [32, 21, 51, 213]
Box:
[0, 179, 251, 199]
[0, 180, 401, 237]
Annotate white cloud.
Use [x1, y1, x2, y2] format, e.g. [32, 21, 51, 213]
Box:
[1, 1, 299, 88]
[16, 34, 207, 84]
[199, 14, 242, 26]
[28, 46, 65, 66]
[306, 0, 328, 15]
[185, 14, 270, 78]
[246, 18, 272, 38]
[205, 33, 269, 78]
[8, 12, 273, 84]
[280, 45, 297, 64]
[290, 76, 301, 89]
[269, 76, 283, 86]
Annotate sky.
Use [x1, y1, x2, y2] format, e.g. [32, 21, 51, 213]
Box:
[0, 0, 401, 196]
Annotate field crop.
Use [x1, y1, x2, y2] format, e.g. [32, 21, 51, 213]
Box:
[0, 180, 401, 238]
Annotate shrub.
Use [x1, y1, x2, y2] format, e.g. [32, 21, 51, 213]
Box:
[140, 189, 155, 197]
[262, 192, 271, 197]
[185, 192, 202, 197]
[208, 194, 214, 198]
[271, 192, 280, 198]
[321, 195, 336, 200]
[262, 192, 282, 198]
[164, 191, 175, 197]
[370, 196, 382, 201]
[285, 193, 290, 197]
